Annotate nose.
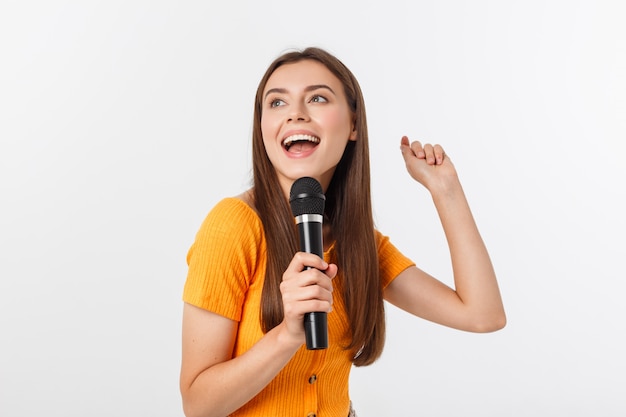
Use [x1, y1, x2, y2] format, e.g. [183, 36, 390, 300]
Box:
[287, 103, 310, 122]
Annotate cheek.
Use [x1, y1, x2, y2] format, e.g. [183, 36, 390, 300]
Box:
[322, 110, 352, 140]
[260, 116, 283, 167]
[260, 116, 272, 138]
[260, 115, 279, 147]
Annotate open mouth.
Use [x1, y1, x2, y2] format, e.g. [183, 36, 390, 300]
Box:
[282, 134, 320, 152]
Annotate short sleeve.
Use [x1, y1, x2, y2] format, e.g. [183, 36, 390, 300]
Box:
[182, 198, 264, 321]
[376, 230, 415, 289]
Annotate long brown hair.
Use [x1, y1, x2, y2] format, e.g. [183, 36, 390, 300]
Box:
[252, 47, 383, 366]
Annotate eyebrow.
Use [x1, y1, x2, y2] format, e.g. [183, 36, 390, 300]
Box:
[264, 84, 336, 99]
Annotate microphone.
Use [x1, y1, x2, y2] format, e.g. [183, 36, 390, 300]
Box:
[289, 177, 328, 350]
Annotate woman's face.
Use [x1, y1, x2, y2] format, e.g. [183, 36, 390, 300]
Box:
[261, 59, 356, 197]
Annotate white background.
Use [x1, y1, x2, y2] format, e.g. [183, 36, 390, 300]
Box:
[1, 1, 625, 416]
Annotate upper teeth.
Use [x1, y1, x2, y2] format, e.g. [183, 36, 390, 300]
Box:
[283, 134, 320, 148]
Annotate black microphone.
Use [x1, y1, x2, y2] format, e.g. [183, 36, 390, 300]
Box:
[289, 177, 328, 350]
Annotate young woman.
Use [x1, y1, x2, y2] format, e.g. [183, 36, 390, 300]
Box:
[180, 47, 506, 417]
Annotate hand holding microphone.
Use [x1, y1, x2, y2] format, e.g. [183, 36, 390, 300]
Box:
[289, 177, 332, 350]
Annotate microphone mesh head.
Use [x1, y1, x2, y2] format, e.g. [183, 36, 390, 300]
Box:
[289, 177, 325, 216]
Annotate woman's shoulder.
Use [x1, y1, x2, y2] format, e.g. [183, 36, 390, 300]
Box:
[192, 190, 261, 240]
[209, 189, 258, 220]
[191, 190, 264, 251]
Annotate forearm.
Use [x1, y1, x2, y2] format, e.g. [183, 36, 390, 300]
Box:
[430, 177, 506, 331]
[182, 322, 301, 417]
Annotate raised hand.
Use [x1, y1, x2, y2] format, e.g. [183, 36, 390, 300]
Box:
[399, 136, 459, 193]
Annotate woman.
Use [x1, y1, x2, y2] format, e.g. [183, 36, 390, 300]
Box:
[180, 47, 506, 417]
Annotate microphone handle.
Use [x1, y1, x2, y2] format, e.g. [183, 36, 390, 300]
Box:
[296, 218, 328, 350]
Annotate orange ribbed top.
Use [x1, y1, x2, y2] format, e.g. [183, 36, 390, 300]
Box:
[183, 198, 414, 417]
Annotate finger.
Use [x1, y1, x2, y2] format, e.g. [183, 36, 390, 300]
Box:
[301, 281, 333, 302]
[281, 276, 333, 311]
[295, 268, 334, 291]
[399, 136, 416, 158]
[283, 297, 333, 317]
[280, 272, 334, 313]
[433, 144, 445, 165]
[281, 275, 333, 302]
[423, 143, 435, 164]
[324, 263, 338, 281]
[410, 140, 425, 159]
[284, 252, 329, 277]
[282, 258, 335, 295]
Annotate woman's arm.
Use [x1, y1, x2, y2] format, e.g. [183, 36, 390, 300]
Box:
[180, 253, 336, 417]
[384, 137, 505, 332]
[180, 304, 300, 417]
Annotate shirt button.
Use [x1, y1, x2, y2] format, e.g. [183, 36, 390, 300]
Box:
[307, 414, 317, 417]
[308, 374, 317, 384]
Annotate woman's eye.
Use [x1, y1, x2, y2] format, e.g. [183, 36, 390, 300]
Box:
[310, 95, 328, 103]
[270, 98, 285, 108]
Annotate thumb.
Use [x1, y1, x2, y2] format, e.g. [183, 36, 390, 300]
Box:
[400, 136, 421, 164]
[399, 136, 413, 158]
